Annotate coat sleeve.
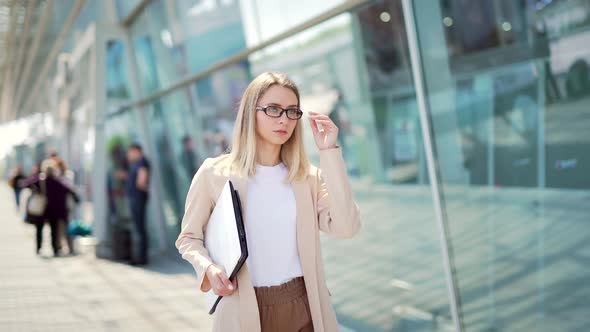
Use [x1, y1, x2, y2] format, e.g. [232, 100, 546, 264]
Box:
[60, 179, 80, 203]
[316, 148, 361, 238]
[175, 159, 216, 292]
[20, 176, 39, 189]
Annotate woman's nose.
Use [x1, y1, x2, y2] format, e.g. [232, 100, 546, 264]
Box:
[278, 112, 288, 124]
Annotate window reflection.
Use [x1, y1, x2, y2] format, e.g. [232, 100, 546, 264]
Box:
[415, 0, 590, 330]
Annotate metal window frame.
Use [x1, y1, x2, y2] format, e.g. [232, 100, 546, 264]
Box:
[17, 0, 87, 119]
[0, 0, 19, 122]
[11, 0, 36, 91]
[401, 0, 464, 330]
[121, 0, 152, 27]
[12, 0, 54, 121]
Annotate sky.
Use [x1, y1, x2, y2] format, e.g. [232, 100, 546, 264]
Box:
[0, 114, 53, 160]
[0, 120, 30, 160]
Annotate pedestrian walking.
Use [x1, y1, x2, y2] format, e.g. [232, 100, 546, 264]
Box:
[21, 159, 80, 256]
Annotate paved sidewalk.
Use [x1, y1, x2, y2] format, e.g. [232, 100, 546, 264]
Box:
[0, 184, 212, 332]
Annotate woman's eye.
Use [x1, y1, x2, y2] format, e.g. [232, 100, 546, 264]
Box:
[267, 107, 281, 115]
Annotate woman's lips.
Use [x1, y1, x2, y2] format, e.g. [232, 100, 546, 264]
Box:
[274, 130, 288, 135]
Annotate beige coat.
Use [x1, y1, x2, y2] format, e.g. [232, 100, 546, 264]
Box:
[176, 148, 361, 331]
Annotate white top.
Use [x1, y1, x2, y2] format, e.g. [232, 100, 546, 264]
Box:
[244, 163, 303, 287]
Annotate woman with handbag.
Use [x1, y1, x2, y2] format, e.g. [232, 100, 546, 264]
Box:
[176, 72, 361, 331]
[22, 159, 80, 256]
[23, 164, 42, 225]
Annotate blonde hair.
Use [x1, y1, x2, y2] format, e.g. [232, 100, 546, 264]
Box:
[226, 72, 310, 182]
[41, 159, 58, 176]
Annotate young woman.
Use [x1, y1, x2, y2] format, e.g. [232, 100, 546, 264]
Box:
[176, 72, 360, 332]
[22, 159, 79, 256]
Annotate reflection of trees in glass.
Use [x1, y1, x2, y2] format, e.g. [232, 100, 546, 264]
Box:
[152, 104, 184, 221]
[106, 135, 130, 220]
[356, 0, 412, 92]
[200, 115, 232, 158]
[441, 0, 500, 54]
[180, 135, 199, 178]
[107, 136, 129, 168]
[106, 40, 131, 99]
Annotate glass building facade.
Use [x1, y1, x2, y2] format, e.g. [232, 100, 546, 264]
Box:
[8, 0, 590, 331]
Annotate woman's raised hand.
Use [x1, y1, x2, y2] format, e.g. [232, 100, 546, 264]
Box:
[308, 111, 338, 150]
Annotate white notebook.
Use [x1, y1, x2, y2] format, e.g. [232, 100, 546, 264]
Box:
[204, 180, 248, 314]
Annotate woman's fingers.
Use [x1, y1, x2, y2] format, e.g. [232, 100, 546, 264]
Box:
[207, 265, 234, 296]
[212, 272, 236, 296]
[313, 119, 337, 132]
[308, 112, 332, 121]
[221, 273, 233, 290]
[308, 113, 337, 130]
[313, 119, 335, 126]
[308, 112, 339, 149]
[213, 278, 230, 296]
[308, 117, 320, 135]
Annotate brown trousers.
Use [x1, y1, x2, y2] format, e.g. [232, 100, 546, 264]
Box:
[255, 277, 314, 332]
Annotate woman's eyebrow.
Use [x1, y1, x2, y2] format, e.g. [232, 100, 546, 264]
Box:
[266, 102, 298, 108]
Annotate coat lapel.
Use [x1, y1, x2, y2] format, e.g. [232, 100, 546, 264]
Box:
[229, 174, 261, 332]
[293, 180, 324, 331]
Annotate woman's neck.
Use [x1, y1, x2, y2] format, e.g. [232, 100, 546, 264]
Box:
[256, 140, 282, 166]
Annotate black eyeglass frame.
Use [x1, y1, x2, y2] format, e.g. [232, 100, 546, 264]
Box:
[255, 106, 303, 120]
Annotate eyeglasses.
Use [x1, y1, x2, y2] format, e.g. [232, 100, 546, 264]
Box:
[256, 106, 303, 120]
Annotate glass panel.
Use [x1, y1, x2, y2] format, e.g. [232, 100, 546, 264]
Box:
[60, 37, 95, 223]
[127, 0, 359, 93]
[102, 38, 146, 258]
[239, 0, 346, 45]
[145, 89, 204, 244]
[106, 40, 132, 100]
[129, 0, 248, 94]
[114, 0, 143, 21]
[104, 111, 144, 258]
[190, 63, 252, 159]
[170, 0, 246, 73]
[415, 0, 590, 330]
[132, 34, 165, 94]
[144, 100, 185, 236]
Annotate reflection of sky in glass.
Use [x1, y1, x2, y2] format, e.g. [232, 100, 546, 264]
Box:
[239, 0, 346, 45]
[0, 121, 29, 159]
[0, 115, 53, 159]
[248, 13, 351, 62]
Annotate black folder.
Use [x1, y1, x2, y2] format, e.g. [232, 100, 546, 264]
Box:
[204, 180, 248, 314]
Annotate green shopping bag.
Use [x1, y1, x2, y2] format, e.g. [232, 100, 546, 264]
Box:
[67, 219, 93, 237]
